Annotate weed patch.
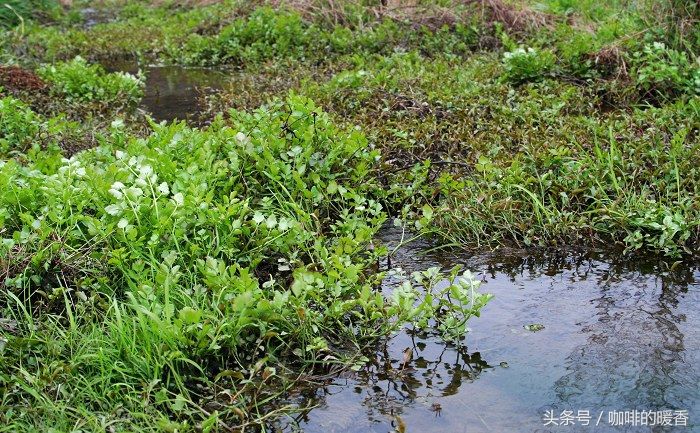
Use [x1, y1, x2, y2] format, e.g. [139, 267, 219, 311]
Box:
[37, 56, 144, 107]
[1, 93, 490, 430]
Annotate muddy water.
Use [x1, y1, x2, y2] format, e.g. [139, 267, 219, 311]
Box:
[128, 67, 700, 432]
[80, 8, 113, 28]
[103, 60, 229, 123]
[277, 227, 700, 433]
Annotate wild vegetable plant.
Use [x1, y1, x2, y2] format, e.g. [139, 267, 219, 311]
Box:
[632, 41, 700, 101]
[0, 94, 492, 430]
[38, 56, 144, 106]
[391, 266, 493, 342]
[502, 46, 556, 83]
[0, 96, 39, 155]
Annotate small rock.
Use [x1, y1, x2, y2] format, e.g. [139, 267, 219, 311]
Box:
[524, 323, 545, 332]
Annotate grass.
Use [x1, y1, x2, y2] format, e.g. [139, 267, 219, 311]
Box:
[0, 0, 59, 29]
[204, 47, 698, 254]
[1, 0, 699, 431]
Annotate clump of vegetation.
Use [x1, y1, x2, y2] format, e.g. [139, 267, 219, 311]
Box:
[37, 56, 144, 106]
[0, 0, 58, 29]
[12, 1, 490, 65]
[0, 94, 100, 164]
[0, 93, 491, 431]
[0, 96, 40, 155]
[631, 41, 699, 101]
[174, 6, 486, 67]
[209, 46, 698, 255]
[393, 266, 493, 341]
[1, 59, 145, 158]
[178, 7, 315, 65]
[501, 46, 556, 83]
[16, 0, 233, 61]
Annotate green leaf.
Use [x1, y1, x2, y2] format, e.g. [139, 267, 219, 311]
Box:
[179, 307, 202, 324]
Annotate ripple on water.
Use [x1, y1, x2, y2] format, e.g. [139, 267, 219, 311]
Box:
[280, 227, 700, 433]
[102, 60, 229, 124]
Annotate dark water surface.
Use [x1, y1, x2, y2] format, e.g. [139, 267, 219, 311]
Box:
[104, 60, 229, 123]
[80, 8, 113, 28]
[278, 227, 700, 433]
[124, 66, 700, 432]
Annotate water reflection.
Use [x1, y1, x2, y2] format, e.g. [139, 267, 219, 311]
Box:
[81, 8, 113, 28]
[552, 261, 698, 432]
[276, 228, 700, 433]
[103, 60, 229, 123]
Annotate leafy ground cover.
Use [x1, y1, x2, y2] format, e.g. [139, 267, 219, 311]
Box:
[0, 0, 698, 431]
[195, 0, 699, 255]
[1, 89, 491, 431]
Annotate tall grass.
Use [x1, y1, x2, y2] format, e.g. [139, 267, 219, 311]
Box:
[0, 0, 57, 28]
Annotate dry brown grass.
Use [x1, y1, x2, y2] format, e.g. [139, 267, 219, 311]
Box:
[589, 46, 628, 78]
[475, 0, 552, 31]
[0, 65, 47, 95]
[268, 0, 553, 31]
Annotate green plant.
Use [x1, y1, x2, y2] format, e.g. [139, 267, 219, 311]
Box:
[0, 93, 492, 430]
[4, 0, 700, 429]
[178, 7, 320, 66]
[392, 266, 493, 342]
[0, 0, 58, 29]
[502, 46, 556, 83]
[0, 96, 39, 155]
[631, 41, 699, 100]
[0, 94, 106, 167]
[37, 56, 144, 105]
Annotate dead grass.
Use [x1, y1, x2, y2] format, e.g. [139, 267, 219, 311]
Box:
[270, 0, 553, 31]
[588, 45, 628, 79]
[475, 0, 552, 31]
[0, 65, 47, 95]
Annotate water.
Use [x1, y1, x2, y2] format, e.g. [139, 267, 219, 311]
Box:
[277, 227, 700, 433]
[80, 8, 112, 28]
[127, 67, 700, 432]
[103, 60, 230, 123]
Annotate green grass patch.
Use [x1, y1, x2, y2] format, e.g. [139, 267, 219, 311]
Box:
[1, 93, 490, 431]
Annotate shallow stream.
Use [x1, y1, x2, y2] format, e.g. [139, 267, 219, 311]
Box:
[279, 227, 700, 432]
